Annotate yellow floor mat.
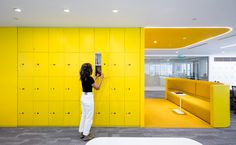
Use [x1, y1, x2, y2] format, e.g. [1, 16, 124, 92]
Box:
[145, 98, 212, 128]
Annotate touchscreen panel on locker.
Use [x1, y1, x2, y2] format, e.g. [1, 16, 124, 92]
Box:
[95, 53, 102, 76]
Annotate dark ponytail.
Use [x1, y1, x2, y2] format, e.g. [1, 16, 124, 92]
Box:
[80, 63, 93, 81]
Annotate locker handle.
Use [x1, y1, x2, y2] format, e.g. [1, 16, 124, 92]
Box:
[21, 88, 25, 90]
[65, 88, 70, 90]
[37, 112, 39, 114]
[128, 88, 131, 90]
[67, 64, 71, 66]
[113, 112, 116, 115]
[50, 88, 55, 90]
[127, 112, 131, 115]
[36, 88, 39, 90]
[19, 112, 24, 114]
[37, 63, 40, 66]
[128, 64, 131, 66]
[53, 112, 55, 114]
[113, 64, 116, 66]
[21, 63, 24, 66]
[97, 112, 100, 114]
[65, 112, 70, 114]
[103, 63, 106, 66]
[53, 64, 56, 66]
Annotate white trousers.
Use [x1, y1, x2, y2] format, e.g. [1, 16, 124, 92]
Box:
[79, 92, 94, 136]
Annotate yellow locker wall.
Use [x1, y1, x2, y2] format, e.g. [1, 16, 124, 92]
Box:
[16, 27, 143, 127]
[0, 27, 17, 127]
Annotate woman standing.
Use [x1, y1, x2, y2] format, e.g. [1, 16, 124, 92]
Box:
[78, 63, 104, 141]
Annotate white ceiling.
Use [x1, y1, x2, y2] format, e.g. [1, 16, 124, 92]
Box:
[0, 0, 236, 55]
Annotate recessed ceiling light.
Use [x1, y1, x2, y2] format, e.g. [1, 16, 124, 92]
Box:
[153, 40, 157, 44]
[112, 9, 119, 13]
[14, 8, 22, 12]
[182, 37, 187, 40]
[64, 9, 70, 13]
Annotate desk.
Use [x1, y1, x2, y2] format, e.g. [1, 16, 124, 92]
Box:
[86, 137, 202, 145]
[172, 92, 186, 115]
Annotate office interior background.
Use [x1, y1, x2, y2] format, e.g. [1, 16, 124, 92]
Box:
[1, 0, 236, 145]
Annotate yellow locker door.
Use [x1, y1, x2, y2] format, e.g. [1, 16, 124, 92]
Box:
[93, 101, 109, 126]
[18, 53, 34, 77]
[33, 77, 48, 101]
[18, 28, 33, 52]
[94, 28, 109, 52]
[32, 101, 48, 126]
[49, 53, 65, 77]
[18, 101, 33, 126]
[125, 28, 140, 53]
[125, 101, 140, 127]
[110, 28, 124, 53]
[33, 28, 48, 52]
[48, 77, 64, 101]
[33, 53, 48, 77]
[100, 53, 109, 77]
[49, 28, 64, 52]
[63, 28, 79, 52]
[64, 101, 80, 126]
[48, 101, 64, 126]
[110, 101, 124, 126]
[94, 77, 109, 101]
[109, 53, 124, 77]
[64, 77, 80, 101]
[79, 28, 94, 53]
[125, 53, 140, 77]
[110, 77, 124, 101]
[125, 77, 140, 101]
[18, 77, 33, 101]
[64, 53, 80, 77]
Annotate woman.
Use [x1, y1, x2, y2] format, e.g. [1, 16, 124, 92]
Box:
[78, 63, 104, 141]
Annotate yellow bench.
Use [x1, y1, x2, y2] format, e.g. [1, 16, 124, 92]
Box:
[165, 78, 230, 127]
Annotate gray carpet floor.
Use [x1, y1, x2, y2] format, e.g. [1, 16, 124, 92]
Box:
[0, 112, 236, 145]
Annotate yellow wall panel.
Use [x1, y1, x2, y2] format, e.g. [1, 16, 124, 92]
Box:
[94, 78, 109, 101]
[49, 53, 65, 77]
[125, 53, 140, 77]
[33, 77, 48, 101]
[109, 53, 124, 77]
[34, 53, 48, 77]
[125, 77, 140, 101]
[0, 27, 17, 127]
[18, 77, 33, 101]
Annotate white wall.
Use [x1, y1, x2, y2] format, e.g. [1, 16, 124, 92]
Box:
[209, 56, 236, 87]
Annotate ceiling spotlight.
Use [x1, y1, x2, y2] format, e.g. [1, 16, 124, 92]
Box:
[153, 40, 157, 44]
[64, 9, 70, 13]
[182, 37, 187, 40]
[14, 8, 22, 12]
[112, 9, 119, 13]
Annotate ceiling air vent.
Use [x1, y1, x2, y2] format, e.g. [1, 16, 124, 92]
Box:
[187, 43, 207, 49]
[214, 57, 236, 62]
[217, 34, 236, 41]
